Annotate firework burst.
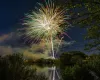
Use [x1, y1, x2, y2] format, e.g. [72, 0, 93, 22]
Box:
[22, 0, 70, 58]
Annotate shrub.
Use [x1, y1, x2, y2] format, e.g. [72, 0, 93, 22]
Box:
[61, 65, 94, 80]
[0, 53, 47, 80]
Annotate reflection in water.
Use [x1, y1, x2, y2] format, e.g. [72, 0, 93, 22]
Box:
[49, 66, 61, 80]
[31, 65, 61, 80]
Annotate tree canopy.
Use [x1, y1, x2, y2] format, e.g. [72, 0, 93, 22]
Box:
[57, 0, 100, 51]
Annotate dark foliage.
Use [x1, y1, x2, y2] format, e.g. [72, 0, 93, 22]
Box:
[60, 51, 100, 80]
[56, 0, 100, 51]
[60, 51, 87, 67]
[0, 53, 47, 80]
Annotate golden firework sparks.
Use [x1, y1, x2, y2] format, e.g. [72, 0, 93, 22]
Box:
[22, 0, 70, 58]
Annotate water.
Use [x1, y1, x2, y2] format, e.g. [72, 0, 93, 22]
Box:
[31, 65, 61, 80]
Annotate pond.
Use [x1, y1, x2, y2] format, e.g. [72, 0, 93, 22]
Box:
[31, 65, 61, 80]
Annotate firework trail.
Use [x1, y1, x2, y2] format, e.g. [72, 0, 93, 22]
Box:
[22, 0, 70, 59]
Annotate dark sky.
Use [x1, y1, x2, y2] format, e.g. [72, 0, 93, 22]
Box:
[0, 0, 38, 34]
[0, 0, 87, 53]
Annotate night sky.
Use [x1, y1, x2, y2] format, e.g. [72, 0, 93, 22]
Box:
[0, 0, 88, 56]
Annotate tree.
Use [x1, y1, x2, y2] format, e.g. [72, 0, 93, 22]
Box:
[60, 51, 86, 66]
[74, 0, 100, 51]
[60, 53, 100, 80]
[57, 0, 100, 51]
[60, 52, 72, 66]
[69, 51, 87, 64]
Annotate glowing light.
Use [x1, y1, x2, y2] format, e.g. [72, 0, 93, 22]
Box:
[22, 0, 70, 58]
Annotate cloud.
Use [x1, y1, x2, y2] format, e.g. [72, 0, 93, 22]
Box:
[0, 34, 9, 43]
[0, 46, 13, 56]
[0, 32, 47, 58]
[61, 40, 76, 46]
[0, 32, 26, 47]
[0, 32, 87, 57]
[0, 33, 25, 56]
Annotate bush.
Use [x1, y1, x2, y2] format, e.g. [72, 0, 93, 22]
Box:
[60, 52, 72, 66]
[61, 65, 94, 80]
[0, 53, 47, 80]
[60, 53, 100, 80]
[85, 54, 100, 79]
[60, 51, 87, 67]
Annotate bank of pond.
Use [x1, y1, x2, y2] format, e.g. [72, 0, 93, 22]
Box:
[0, 51, 100, 80]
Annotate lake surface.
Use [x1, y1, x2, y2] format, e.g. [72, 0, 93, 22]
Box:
[31, 65, 61, 80]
